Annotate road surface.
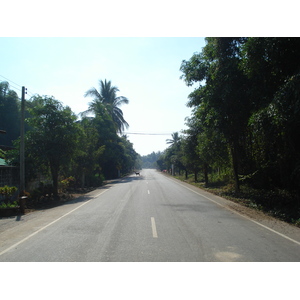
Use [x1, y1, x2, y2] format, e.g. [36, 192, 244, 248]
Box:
[1, 169, 300, 261]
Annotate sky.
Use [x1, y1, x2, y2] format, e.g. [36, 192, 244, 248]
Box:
[1, 2, 296, 156]
[0, 37, 206, 156]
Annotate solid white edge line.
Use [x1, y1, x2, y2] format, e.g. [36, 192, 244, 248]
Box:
[151, 217, 158, 238]
[0, 189, 109, 256]
[168, 177, 300, 247]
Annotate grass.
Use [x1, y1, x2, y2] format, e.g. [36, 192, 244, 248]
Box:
[173, 173, 300, 227]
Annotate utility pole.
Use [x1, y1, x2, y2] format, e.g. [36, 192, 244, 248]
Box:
[20, 86, 26, 194]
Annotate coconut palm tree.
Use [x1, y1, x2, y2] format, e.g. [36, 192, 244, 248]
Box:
[166, 132, 180, 147]
[81, 79, 129, 133]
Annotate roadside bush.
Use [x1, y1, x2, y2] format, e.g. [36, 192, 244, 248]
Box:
[60, 176, 76, 192]
[0, 185, 18, 203]
[0, 201, 19, 208]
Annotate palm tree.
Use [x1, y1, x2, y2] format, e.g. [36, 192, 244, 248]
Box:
[81, 79, 129, 133]
[166, 132, 180, 147]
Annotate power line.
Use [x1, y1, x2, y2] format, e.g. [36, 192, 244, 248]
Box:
[5, 83, 22, 93]
[0, 74, 36, 98]
[0, 75, 23, 88]
[26, 90, 35, 97]
[123, 132, 172, 136]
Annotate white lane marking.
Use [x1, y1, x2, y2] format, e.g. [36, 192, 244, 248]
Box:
[148, 190, 150, 195]
[0, 189, 109, 256]
[93, 191, 108, 198]
[172, 180, 300, 247]
[151, 217, 158, 238]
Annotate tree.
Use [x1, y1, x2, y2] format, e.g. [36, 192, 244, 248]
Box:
[26, 96, 81, 197]
[166, 132, 180, 147]
[180, 37, 251, 191]
[180, 133, 202, 182]
[165, 132, 185, 175]
[72, 117, 105, 187]
[156, 152, 167, 171]
[0, 81, 20, 147]
[142, 151, 162, 169]
[82, 79, 129, 134]
[119, 135, 138, 174]
[241, 38, 300, 190]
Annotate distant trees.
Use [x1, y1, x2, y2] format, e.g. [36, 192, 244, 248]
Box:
[141, 152, 162, 169]
[163, 132, 184, 176]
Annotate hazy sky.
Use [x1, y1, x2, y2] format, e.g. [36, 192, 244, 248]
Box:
[1, 2, 295, 156]
[0, 37, 205, 155]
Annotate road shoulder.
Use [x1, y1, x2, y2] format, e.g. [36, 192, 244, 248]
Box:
[0, 187, 108, 255]
[162, 171, 300, 244]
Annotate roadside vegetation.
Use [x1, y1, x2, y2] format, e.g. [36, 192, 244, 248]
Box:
[1, 79, 141, 208]
[156, 38, 300, 226]
[173, 172, 300, 227]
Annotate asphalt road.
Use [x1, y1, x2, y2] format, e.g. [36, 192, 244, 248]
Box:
[1, 169, 300, 262]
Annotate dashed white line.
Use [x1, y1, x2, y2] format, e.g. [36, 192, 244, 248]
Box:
[148, 190, 150, 195]
[151, 217, 158, 238]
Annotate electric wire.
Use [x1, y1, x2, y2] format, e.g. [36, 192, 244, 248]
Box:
[0, 75, 23, 88]
[123, 132, 172, 136]
[0, 75, 182, 137]
[0, 74, 36, 98]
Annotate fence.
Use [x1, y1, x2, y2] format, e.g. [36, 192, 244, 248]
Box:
[0, 166, 19, 187]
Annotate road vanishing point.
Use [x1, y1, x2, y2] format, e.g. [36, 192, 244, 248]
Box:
[1, 169, 300, 262]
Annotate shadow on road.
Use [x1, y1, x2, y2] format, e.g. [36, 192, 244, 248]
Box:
[160, 203, 211, 213]
[104, 175, 144, 185]
[14, 174, 144, 219]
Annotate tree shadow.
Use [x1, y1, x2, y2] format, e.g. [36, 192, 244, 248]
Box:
[17, 175, 144, 216]
[160, 203, 211, 213]
[104, 175, 144, 185]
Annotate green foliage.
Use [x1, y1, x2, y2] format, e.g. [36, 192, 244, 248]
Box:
[0, 185, 18, 200]
[1, 77, 138, 203]
[60, 176, 76, 191]
[151, 37, 300, 221]
[0, 148, 5, 159]
[0, 81, 20, 147]
[24, 95, 82, 196]
[141, 151, 162, 169]
[82, 79, 129, 134]
[0, 201, 19, 209]
[177, 37, 300, 198]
